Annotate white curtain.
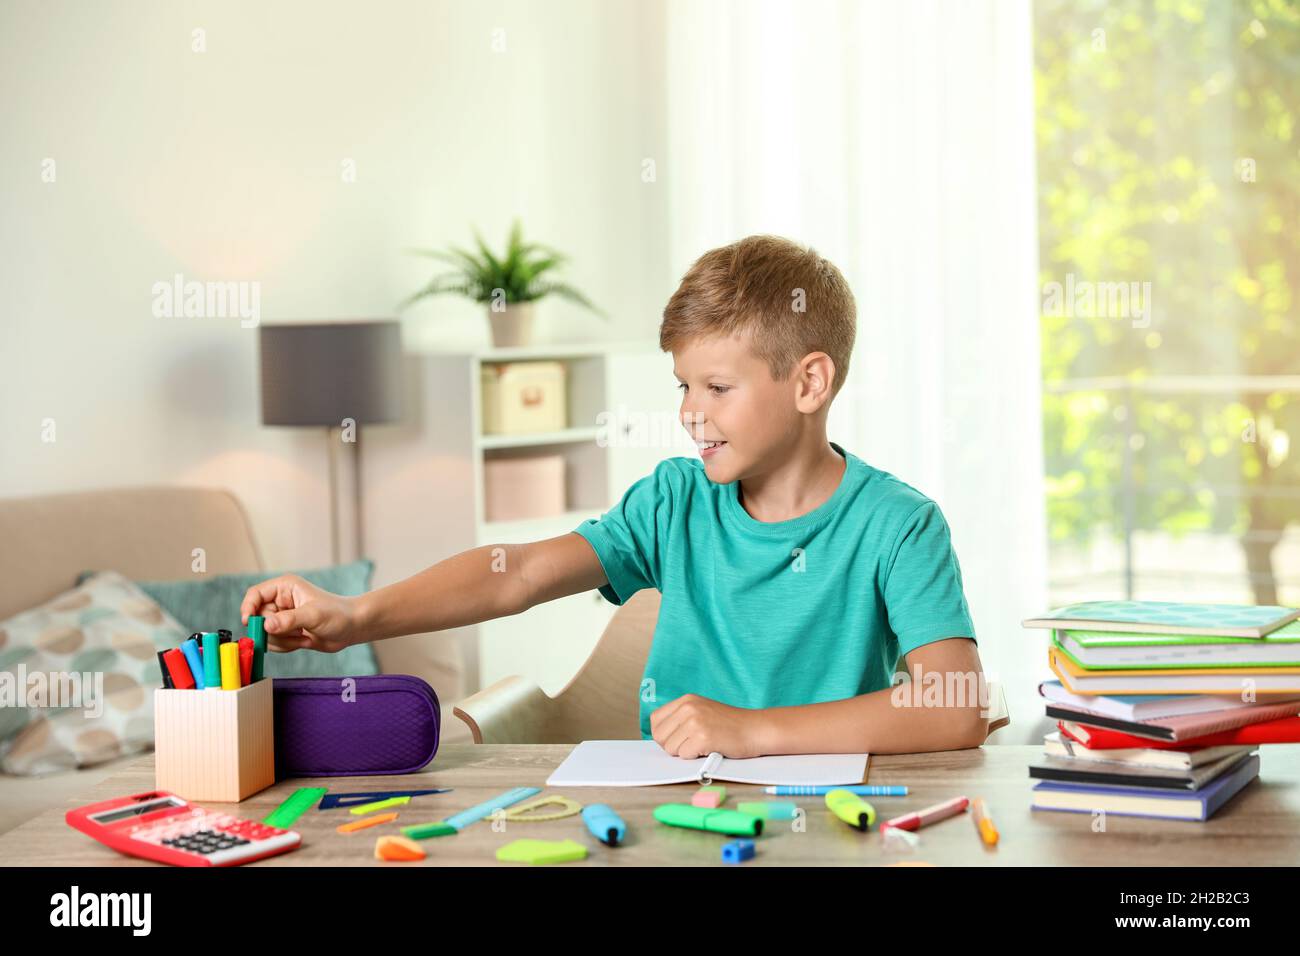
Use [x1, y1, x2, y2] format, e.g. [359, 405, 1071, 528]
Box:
[666, 0, 1049, 742]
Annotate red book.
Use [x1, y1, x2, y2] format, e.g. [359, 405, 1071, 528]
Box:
[1060, 715, 1300, 750]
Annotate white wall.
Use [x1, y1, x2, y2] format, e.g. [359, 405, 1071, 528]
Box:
[0, 0, 671, 570]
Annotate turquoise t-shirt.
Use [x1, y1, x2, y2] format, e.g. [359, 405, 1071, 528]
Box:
[572, 441, 977, 739]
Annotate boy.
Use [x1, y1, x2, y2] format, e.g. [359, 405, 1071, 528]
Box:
[241, 235, 989, 758]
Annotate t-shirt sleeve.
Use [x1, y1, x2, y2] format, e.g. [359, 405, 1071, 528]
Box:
[882, 501, 977, 656]
[571, 461, 675, 606]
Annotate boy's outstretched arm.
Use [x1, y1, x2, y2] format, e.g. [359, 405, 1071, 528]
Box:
[651, 638, 990, 757]
[239, 532, 608, 653]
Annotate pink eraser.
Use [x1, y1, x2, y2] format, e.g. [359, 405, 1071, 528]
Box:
[691, 787, 725, 808]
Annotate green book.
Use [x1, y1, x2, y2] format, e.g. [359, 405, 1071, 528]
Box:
[1024, 600, 1300, 639]
[1054, 620, 1300, 670]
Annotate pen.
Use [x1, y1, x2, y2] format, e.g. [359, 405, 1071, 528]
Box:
[247, 616, 266, 682]
[162, 648, 195, 690]
[881, 795, 969, 833]
[180, 637, 206, 690]
[157, 650, 174, 689]
[970, 798, 998, 846]
[219, 641, 241, 690]
[202, 632, 221, 688]
[653, 804, 763, 837]
[766, 784, 907, 797]
[238, 637, 254, 686]
[825, 790, 876, 831]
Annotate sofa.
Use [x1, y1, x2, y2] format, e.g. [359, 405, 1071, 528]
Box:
[0, 486, 471, 836]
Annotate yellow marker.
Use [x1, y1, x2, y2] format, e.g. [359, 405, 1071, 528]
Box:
[825, 789, 875, 831]
[338, 812, 399, 833]
[970, 798, 998, 845]
[219, 641, 241, 690]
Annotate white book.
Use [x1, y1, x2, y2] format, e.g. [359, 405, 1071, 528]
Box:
[545, 740, 870, 788]
[1043, 731, 1253, 771]
[1038, 679, 1291, 721]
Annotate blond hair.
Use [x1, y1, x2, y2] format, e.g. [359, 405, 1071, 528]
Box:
[660, 235, 857, 395]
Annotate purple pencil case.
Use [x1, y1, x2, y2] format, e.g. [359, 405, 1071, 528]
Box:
[271, 675, 440, 778]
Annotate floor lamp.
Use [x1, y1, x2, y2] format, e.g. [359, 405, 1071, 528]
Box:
[258, 321, 402, 563]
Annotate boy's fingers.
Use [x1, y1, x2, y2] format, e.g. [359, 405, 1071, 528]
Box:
[267, 604, 323, 637]
[240, 577, 294, 622]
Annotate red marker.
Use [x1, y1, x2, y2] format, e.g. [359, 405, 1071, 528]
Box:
[881, 795, 969, 833]
[162, 648, 195, 690]
[238, 638, 254, 686]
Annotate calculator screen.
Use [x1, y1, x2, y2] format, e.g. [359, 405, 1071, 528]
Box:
[92, 796, 186, 824]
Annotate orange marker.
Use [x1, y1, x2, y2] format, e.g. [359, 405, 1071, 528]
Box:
[970, 798, 998, 845]
[337, 812, 399, 834]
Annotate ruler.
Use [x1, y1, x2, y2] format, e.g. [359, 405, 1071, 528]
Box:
[263, 787, 328, 828]
[442, 786, 541, 831]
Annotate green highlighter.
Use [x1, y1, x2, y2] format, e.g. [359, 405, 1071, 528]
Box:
[247, 616, 267, 682]
[201, 632, 221, 688]
[826, 789, 876, 831]
[654, 803, 763, 837]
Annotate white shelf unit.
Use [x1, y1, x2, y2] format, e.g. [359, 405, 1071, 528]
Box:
[362, 340, 687, 697]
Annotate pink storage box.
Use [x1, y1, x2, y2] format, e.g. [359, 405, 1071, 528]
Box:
[484, 453, 566, 522]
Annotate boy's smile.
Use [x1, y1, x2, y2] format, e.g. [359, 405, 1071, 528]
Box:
[672, 330, 800, 485]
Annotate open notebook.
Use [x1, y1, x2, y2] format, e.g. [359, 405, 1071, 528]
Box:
[545, 740, 870, 787]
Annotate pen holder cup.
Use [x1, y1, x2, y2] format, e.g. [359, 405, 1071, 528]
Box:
[154, 678, 276, 802]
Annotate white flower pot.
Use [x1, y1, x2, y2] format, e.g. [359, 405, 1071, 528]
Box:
[487, 302, 536, 348]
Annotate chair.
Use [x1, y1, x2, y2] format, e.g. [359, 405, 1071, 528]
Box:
[453, 589, 1011, 744]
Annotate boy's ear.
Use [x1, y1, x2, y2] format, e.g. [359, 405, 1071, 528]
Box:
[794, 352, 836, 413]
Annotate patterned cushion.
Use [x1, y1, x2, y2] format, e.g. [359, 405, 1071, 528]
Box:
[0, 571, 189, 775]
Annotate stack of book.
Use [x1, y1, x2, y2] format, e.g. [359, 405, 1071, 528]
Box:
[1022, 600, 1300, 821]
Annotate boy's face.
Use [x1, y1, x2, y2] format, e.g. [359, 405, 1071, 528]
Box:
[672, 332, 800, 484]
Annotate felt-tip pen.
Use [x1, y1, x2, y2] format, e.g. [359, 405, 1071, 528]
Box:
[881, 795, 969, 833]
[766, 784, 907, 797]
[582, 804, 627, 846]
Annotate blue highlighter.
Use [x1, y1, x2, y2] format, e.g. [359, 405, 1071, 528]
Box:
[582, 804, 626, 847]
[180, 637, 206, 690]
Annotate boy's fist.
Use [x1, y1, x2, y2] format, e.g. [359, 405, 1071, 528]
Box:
[239, 574, 360, 654]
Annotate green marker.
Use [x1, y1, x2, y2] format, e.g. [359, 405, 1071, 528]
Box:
[825, 789, 876, 831]
[653, 803, 763, 837]
[247, 615, 266, 681]
[202, 632, 221, 688]
[401, 821, 458, 840]
[737, 801, 798, 820]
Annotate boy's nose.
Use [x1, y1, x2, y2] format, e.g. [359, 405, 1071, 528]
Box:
[680, 408, 705, 435]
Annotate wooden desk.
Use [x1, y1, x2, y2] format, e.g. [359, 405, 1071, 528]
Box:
[3, 744, 1300, 866]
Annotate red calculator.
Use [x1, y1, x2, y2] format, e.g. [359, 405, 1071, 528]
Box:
[66, 790, 301, 866]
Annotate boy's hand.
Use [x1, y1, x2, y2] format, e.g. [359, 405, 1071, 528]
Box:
[649, 694, 768, 759]
[239, 575, 361, 654]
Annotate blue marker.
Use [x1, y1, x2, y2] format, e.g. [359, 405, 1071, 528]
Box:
[582, 804, 627, 846]
[764, 784, 908, 797]
[180, 638, 206, 690]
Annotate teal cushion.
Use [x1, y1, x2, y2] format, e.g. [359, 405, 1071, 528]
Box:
[78, 561, 380, 678]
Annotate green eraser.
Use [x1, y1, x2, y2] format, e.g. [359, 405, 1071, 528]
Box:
[738, 801, 798, 820]
[495, 838, 587, 865]
[401, 821, 458, 840]
[653, 803, 763, 836]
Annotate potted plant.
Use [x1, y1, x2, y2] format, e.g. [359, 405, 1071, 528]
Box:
[401, 220, 605, 347]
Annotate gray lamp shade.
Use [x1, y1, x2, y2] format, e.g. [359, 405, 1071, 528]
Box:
[259, 321, 402, 426]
